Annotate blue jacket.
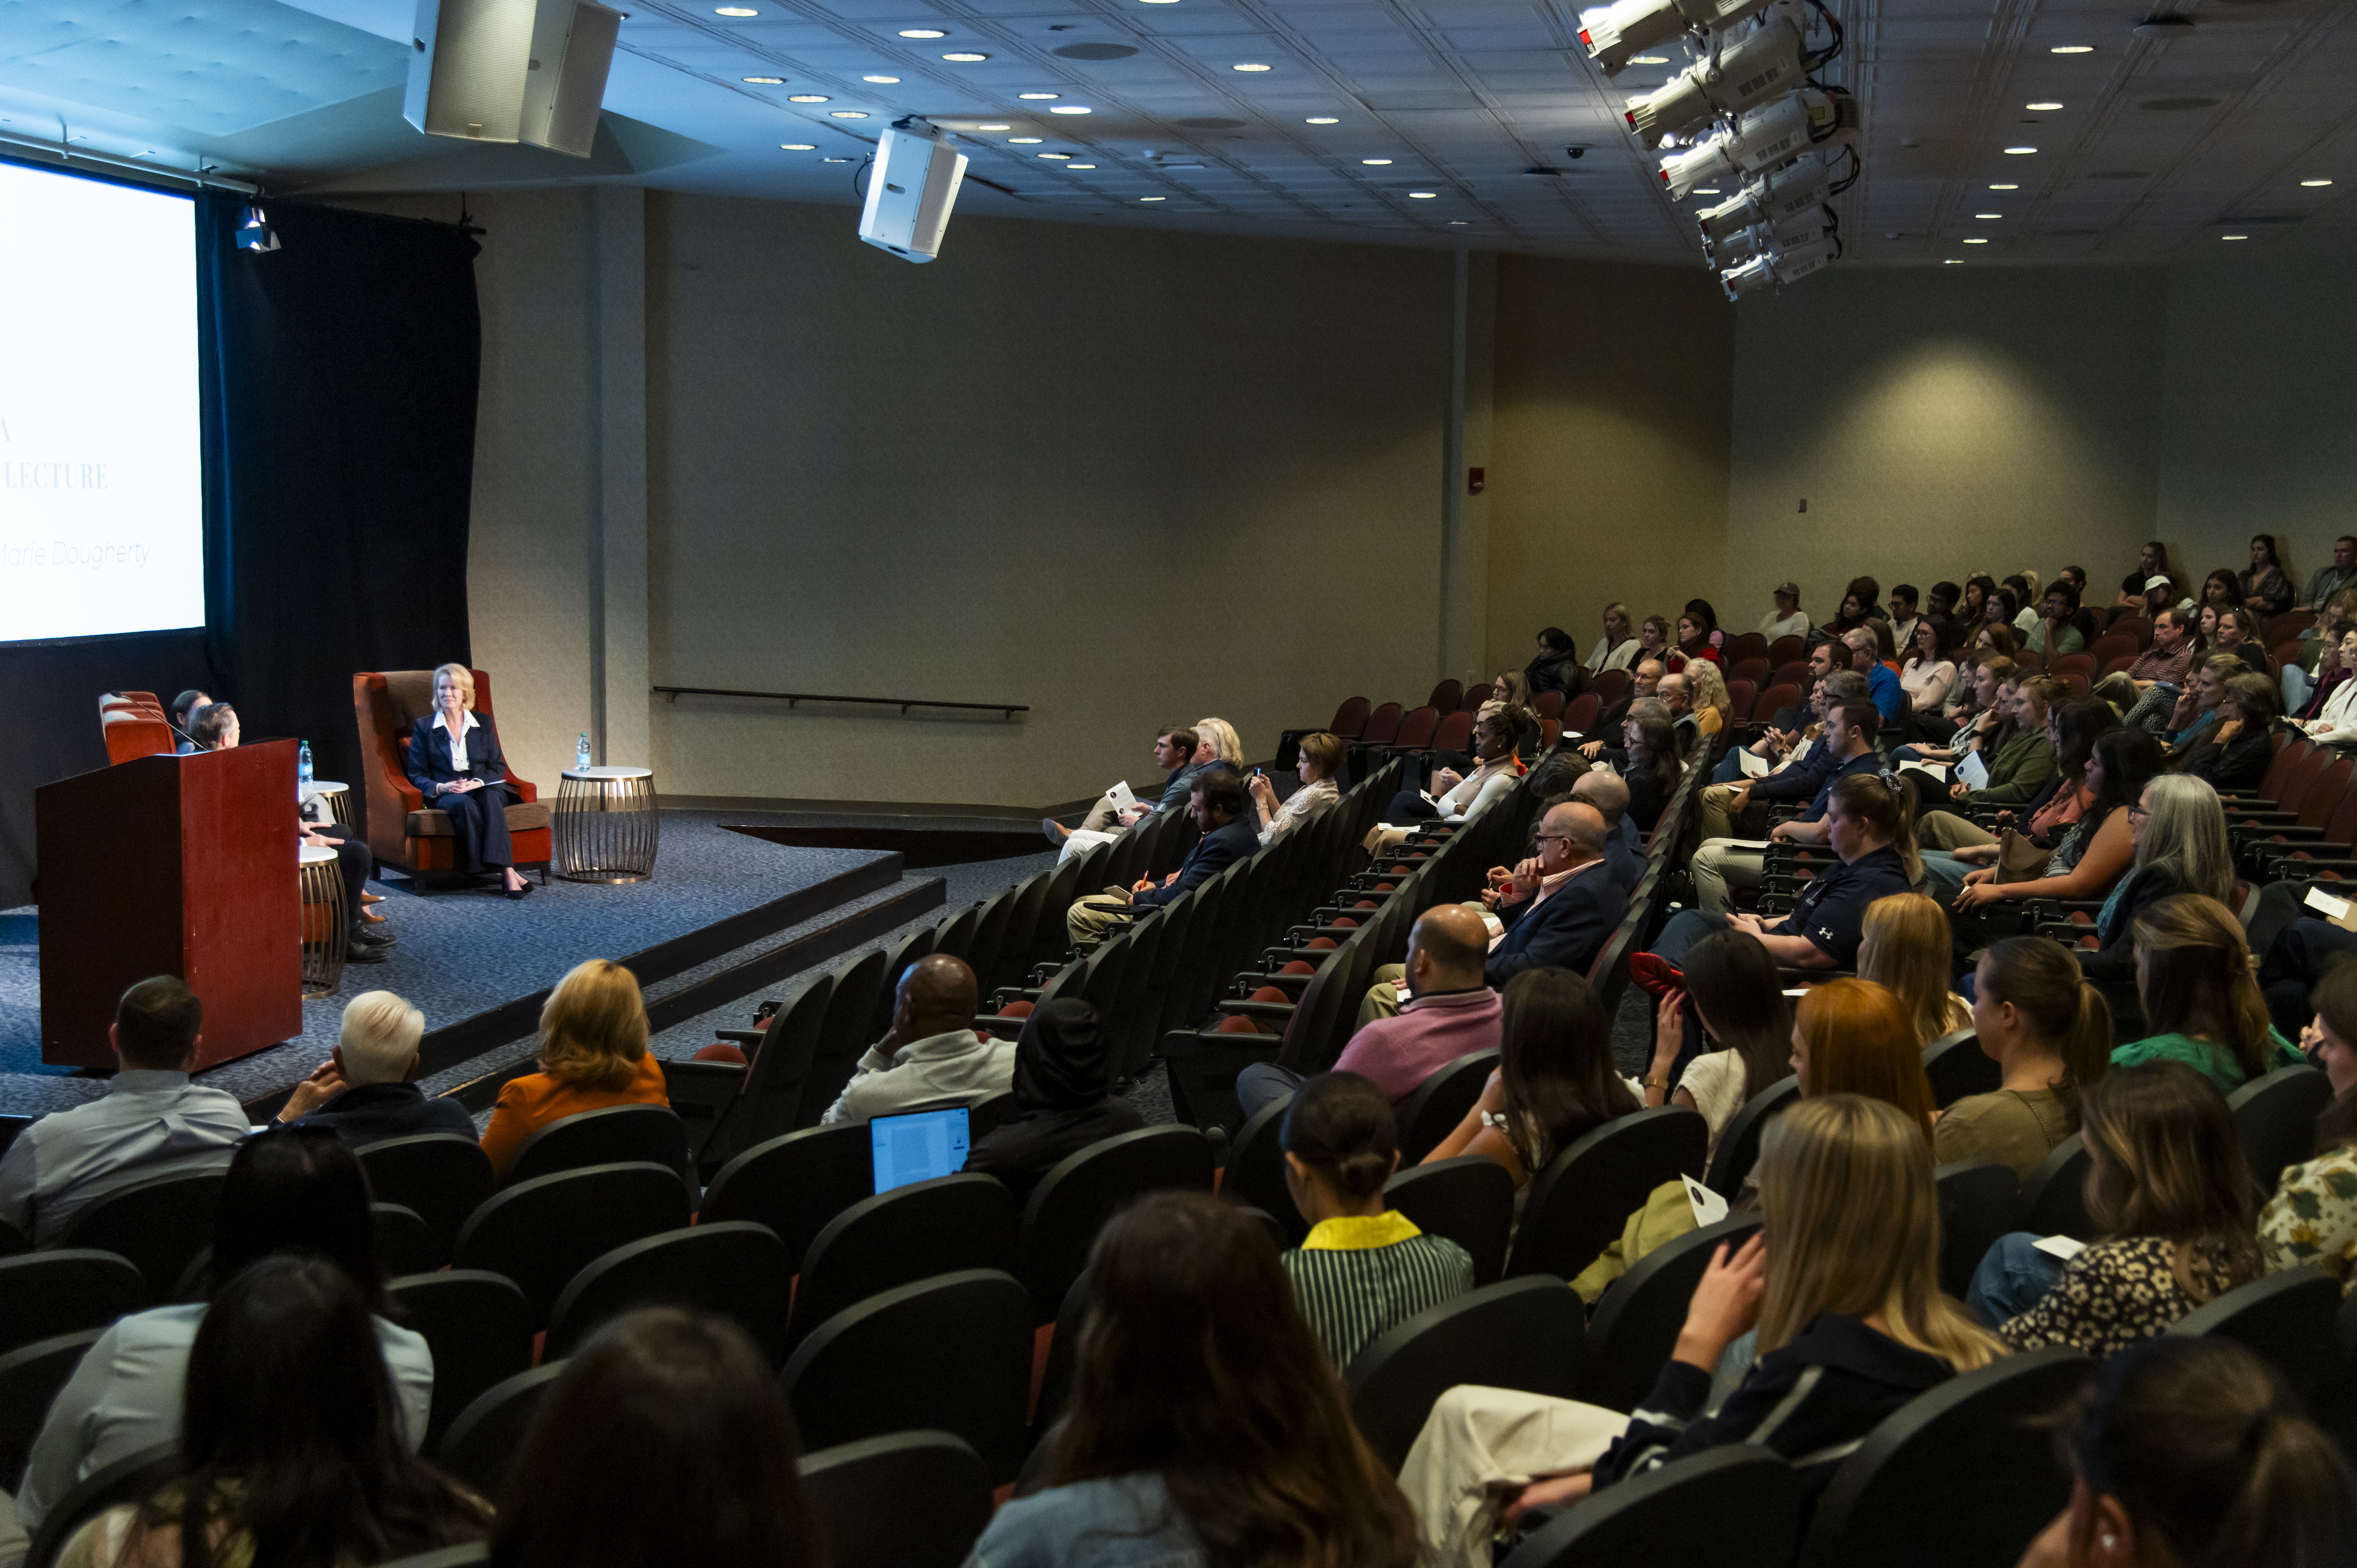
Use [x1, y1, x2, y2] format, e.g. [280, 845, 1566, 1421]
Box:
[1152, 763, 1203, 812]
[1134, 816, 1257, 908]
[1604, 816, 1644, 892]
[1865, 662, 1903, 724]
[1487, 860, 1627, 987]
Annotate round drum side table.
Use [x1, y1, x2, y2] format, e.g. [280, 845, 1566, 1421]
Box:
[300, 779, 352, 826]
[555, 766, 659, 883]
[298, 842, 348, 998]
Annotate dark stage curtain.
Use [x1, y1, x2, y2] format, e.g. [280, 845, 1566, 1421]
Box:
[0, 200, 481, 907]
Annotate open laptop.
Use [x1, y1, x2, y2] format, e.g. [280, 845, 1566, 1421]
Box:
[869, 1104, 973, 1194]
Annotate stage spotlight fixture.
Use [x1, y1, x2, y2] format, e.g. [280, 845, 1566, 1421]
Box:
[1658, 86, 1852, 199]
[236, 204, 281, 253]
[1624, 14, 1803, 146]
[1578, 0, 1777, 74]
[1719, 231, 1834, 297]
[1696, 155, 1829, 244]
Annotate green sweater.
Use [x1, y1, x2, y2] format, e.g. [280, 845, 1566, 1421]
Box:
[1965, 733, 2055, 806]
[2110, 1029, 2304, 1096]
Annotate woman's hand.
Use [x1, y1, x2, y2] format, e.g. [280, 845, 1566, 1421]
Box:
[1501, 1472, 1594, 1521]
[1247, 773, 1277, 807]
[1474, 1067, 1506, 1116]
[1953, 876, 2009, 912]
[1949, 780, 1972, 801]
[1651, 987, 1687, 1082]
[2214, 718, 2244, 744]
[1673, 1234, 1767, 1370]
[1432, 768, 1463, 794]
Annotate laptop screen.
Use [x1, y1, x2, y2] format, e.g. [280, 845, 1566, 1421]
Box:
[869, 1105, 972, 1194]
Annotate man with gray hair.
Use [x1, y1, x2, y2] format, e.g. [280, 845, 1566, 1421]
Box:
[275, 990, 477, 1146]
[1569, 771, 1641, 891]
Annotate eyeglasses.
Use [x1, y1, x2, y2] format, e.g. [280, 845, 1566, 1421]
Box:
[2128, 803, 2151, 821]
[1534, 833, 1572, 846]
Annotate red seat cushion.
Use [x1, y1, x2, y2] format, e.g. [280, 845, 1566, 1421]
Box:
[1308, 937, 1338, 950]
[1282, 961, 1316, 975]
[1218, 1015, 1266, 1034]
[692, 1043, 746, 1064]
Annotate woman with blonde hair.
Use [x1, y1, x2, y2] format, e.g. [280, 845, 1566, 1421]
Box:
[1684, 658, 1733, 740]
[1788, 978, 1939, 1142]
[1399, 1096, 2001, 1564]
[1972, 1061, 2263, 1356]
[1858, 893, 1972, 1046]
[1941, 936, 2112, 1178]
[404, 662, 534, 897]
[2113, 893, 2302, 1094]
[480, 959, 668, 1176]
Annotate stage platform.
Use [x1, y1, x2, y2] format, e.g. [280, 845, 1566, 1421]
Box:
[0, 808, 1062, 1128]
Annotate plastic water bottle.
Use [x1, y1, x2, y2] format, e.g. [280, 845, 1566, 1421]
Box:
[576, 733, 593, 773]
[297, 740, 313, 787]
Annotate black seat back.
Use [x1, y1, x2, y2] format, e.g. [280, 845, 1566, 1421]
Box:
[713, 973, 837, 1161]
[373, 1202, 447, 1275]
[21, 1438, 179, 1568]
[2169, 1267, 2342, 1410]
[451, 1161, 693, 1323]
[1344, 1276, 1587, 1473]
[1509, 1108, 1709, 1280]
[505, 1104, 692, 1187]
[799, 1431, 996, 1568]
[1220, 1094, 1304, 1246]
[1800, 1346, 2091, 1568]
[2228, 1064, 2334, 1197]
[779, 1268, 1034, 1483]
[546, 1220, 796, 1363]
[0, 1249, 150, 1357]
[0, 1329, 106, 1490]
[357, 1135, 495, 1250]
[1017, 1127, 1216, 1319]
[56, 1166, 228, 1296]
[435, 1362, 568, 1496]
[870, 927, 941, 1039]
[1580, 1214, 1765, 1413]
[1921, 1028, 1999, 1107]
[698, 1121, 871, 1269]
[797, 951, 890, 1130]
[789, 1175, 1019, 1349]
[1396, 1051, 1500, 1165]
[1934, 1160, 2023, 1300]
[387, 1270, 537, 1447]
[2015, 1135, 2095, 1240]
[1500, 1446, 1801, 1568]
[1383, 1157, 1515, 1286]
[1704, 1075, 1799, 1199]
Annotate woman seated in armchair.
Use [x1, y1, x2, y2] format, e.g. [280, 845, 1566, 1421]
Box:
[406, 663, 533, 899]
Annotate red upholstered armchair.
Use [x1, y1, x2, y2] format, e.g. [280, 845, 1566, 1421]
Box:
[100, 691, 175, 765]
[353, 669, 551, 883]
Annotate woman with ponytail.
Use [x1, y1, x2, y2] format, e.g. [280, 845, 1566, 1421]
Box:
[1279, 1072, 1475, 1368]
[1939, 937, 2112, 1178]
[2018, 1336, 2357, 1568]
[2114, 894, 2303, 1094]
[2258, 956, 2357, 1294]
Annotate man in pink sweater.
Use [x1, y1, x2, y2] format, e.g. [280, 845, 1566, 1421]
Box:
[1235, 905, 1502, 1117]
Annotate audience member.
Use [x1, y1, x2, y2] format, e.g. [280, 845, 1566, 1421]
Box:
[1569, 771, 1641, 889]
[1899, 614, 1962, 717]
[2306, 535, 2357, 609]
[272, 990, 477, 1144]
[1914, 695, 2112, 893]
[1254, 905, 1498, 1114]
[1843, 626, 1903, 723]
[1278, 1072, 1475, 1368]
[1939, 937, 2109, 1178]
[1474, 801, 1626, 991]
[1887, 583, 1921, 653]
[1959, 574, 1996, 626]
[1399, 1096, 1999, 1566]
[1974, 1062, 2261, 1356]
[978, 1190, 1418, 1568]
[1975, 620, 2022, 662]
[1634, 614, 1673, 672]
[1640, 927, 1792, 1158]
[2242, 533, 2294, 619]
[1941, 673, 2057, 809]
[1067, 771, 1258, 950]
[1858, 893, 1973, 1045]
[1622, 713, 1681, 834]
[0, 976, 246, 1245]
[2174, 670, 2276, 791]
[489, 1308, 819, 1568]
[2208, 607, 2270, 677]
[481, 959, 668, 1171]
[821, 953, 1013, 1125]
[1381, 708, 1523, 830]
[2076, 775, 2235, 991]
[1683, 659, 1733, 742]
[21, 1127, 433, 1530]
[1526, 627, 1581, 698]
[2118, 605, 2193, 731]
[1250, 731, 1340, 846]
[1789, 978, 1938, 1140]
[1917, 650, 2011, 750]
[1950, 728, 2162, 924]
[1688, 698, 1881, 914]
[1701, 666, 1865, 841]
[1823, 576, 1882, 639]
[2293, 617, 2357, 726]
[1046, 724, 1197, 846]
[1667, 609, 1719, 671]
[1422, 969, 1636, 1192]
[2199, 569, 2240, 624]
[963, 999, 1142, 1206]
[2024, 583, 2087, 657]
[2258, 957, 2357, 1293]
[55, 1255, 484, 1568]
[2016, 1336, 2357, 1568]
[2283, 588, 2357, 713]
[2113, 895, 2302, 1093]
[1758, 581, 1809, 641]
[2112, 541, 2171, 613]
[1581, 657, 1661, 752]
[1585, 606, 1638, 675]
[166, 688, 209, 750]
[2161, 653, 2244, 750]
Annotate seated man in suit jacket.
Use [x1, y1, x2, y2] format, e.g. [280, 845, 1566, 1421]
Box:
[1067, 768, 1257, 949]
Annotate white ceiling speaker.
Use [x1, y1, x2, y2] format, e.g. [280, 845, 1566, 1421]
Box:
[406, 0, 623, 157]
[858, 124, 969, 263]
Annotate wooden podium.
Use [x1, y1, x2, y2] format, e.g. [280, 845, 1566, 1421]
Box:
[37, 741, 302, 1069]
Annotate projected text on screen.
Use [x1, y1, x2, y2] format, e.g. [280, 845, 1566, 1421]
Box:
[0, 162, 203, 643]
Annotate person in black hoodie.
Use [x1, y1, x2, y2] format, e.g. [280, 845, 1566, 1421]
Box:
[963, 999, 1142, 1205]
[1398, 1094, 2004, 1566]
[1524, 628, 1582, 703]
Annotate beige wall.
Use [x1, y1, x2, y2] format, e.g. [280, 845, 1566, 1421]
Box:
[1724, 267, 2166, 628]
[1484, 254, 1736, 680]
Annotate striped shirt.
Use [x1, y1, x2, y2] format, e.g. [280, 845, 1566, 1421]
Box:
[1282, 1211, 1476, 1370]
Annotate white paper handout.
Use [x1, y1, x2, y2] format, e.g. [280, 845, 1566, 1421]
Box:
[1736, 747, 1770, 779]
[1104, 780, 1138, 812]
[2032, 1235, 2087, 1261]
[1957, 750, 1991, 791]
[1682, 1175, 1730, 1229]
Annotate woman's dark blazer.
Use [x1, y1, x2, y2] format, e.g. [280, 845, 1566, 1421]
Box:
[405, 714, 514, 802]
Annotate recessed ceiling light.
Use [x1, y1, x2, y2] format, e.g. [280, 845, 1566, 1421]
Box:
[714, 5, 755, 13]
[829, 110, 869, 118]
[2004, 146, 2037, 155]
[1975, 212, 2001, 219]
[862, 74, 900, 83]
[898, 28, 945, 37]
[742, 76, 784, 84]
[1408, 191, 1436, 198]
[788, 94, 829, 102]
[1068, 163, 1097, 169]
[823, 157, 850, 162]
[780, 142, 815, 150]
[1447, 219, 1468, 225]
[1139, 195, 1164, 201]
[2025, 101, 2064, 111]
[1049, 104, 1091, 113]
[2302, 178, 2334, 187]
[1963, 237, 1988, 244]
[1232, 62, 1272, 71]
[1362, 157, 1392, 165]
[1306, 116, 1339, 124]
[2222, 233, 2248, 240]
[2050, 44, 2093, 53]
[977, 124, 1010, 130]
[1629, 55, 1670, 64]
[1989, 183, 2019, 190]
[943, 51, 989, 61]
[1693, 187, 1721, 195]
[1008, 136, 1043, 143]
[1037, 152, 1070, 158]
[1019, 92, 1058, 100]
[1945, 258, 1964, 264]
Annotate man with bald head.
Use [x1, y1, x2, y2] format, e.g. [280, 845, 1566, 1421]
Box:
[821, 952, 1014, 1125]
[1235, 904, 1500, 1117]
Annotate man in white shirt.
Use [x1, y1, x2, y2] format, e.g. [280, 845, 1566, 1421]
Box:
[1758, 582, 1809, 641]
[1587, 603, 1639, 673]
[822, 954, 1016, 1125]
[1887, 584, 1921, 659]
[0, 977, 249, 1245]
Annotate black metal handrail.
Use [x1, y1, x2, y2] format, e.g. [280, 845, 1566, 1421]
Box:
[652, 686, 1028, 719]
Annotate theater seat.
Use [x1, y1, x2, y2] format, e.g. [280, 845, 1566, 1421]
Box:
[353, 668, 552, 885]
